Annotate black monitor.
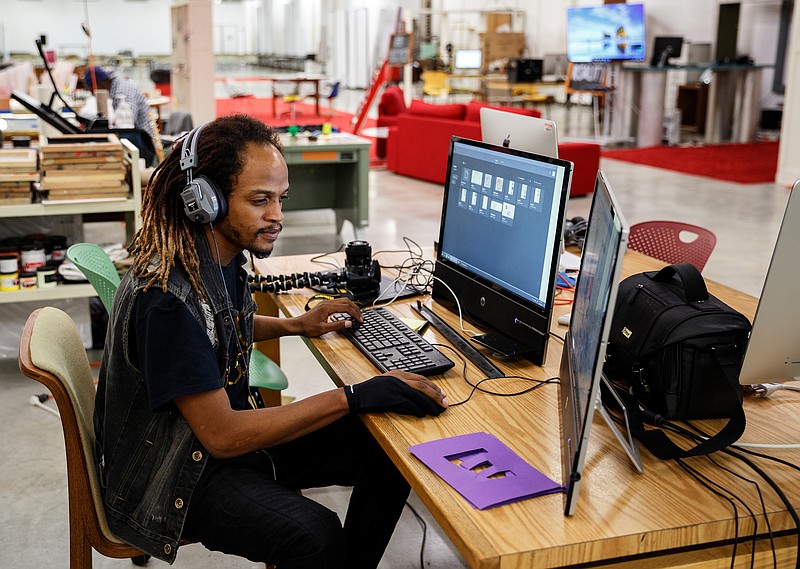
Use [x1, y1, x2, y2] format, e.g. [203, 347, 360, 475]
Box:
[432, 137, 573, 366]
[558, 171, 641, 516]
[651, 36, 684, 67]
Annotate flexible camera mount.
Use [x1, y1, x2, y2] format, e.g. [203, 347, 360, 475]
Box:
[249, 240, 382, 303]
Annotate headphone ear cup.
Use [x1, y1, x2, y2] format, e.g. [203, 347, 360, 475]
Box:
[181, 175, 227, 223]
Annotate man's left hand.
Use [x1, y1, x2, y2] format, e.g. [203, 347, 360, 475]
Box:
[296, 298, 363, 337]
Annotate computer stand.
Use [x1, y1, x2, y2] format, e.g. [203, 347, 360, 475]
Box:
[594, 373, 644, 473]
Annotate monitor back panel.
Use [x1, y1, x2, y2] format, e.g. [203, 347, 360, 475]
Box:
[739, 180, 800, 384]
[480, 108, 559, 158]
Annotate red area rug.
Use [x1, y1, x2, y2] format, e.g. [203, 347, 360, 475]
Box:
[215, 97, 381, 164]
[601, 141, 779, 184]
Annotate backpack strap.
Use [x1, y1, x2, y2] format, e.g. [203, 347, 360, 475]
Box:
[622, 344, 746, 460]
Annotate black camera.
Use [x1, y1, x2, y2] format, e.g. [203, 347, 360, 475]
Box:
[339, 240, 381, 302]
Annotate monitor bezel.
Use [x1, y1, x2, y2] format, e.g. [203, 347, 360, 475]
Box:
[559, 170, 631, 516]
[432, 136, 572, 366]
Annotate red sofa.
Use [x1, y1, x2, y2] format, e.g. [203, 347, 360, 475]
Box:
[383, 97, 599, 197]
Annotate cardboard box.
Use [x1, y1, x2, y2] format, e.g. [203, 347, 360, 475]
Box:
[486, 12, 513, 34]
[480, 32, 526, 66]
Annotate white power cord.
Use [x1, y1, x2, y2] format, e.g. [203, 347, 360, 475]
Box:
[750, 383, 800, 398]
[729, 382, 800, 449]
[29, 394, 60, 418]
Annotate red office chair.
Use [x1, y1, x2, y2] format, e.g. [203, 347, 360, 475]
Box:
[627, 220, 717, 272]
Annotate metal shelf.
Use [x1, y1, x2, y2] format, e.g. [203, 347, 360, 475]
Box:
[0, 198, 138, 219]
[0, 283, 96, 304]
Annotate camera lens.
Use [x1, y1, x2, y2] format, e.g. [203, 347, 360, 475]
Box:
[345, 240, 371, 268]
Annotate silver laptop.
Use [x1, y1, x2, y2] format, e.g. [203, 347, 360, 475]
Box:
[739, 180, 800, 385]
[480, 107, 559, 158]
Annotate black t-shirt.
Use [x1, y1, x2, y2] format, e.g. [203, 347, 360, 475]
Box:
[131, 260, 250, 412]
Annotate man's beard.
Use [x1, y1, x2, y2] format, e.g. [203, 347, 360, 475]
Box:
[250, 248, 272, 259]
[219, 219, 282, 259]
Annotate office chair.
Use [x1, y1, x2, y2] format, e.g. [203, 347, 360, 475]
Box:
[421, 70, 451, 102]
[628, 220, 717, 272]
[18, 307, 148, 568]
[66, 243, 121, 315]
[65, 242, 289, 394]
[323, 80, 341, 119]
[279, 88, 307, 122]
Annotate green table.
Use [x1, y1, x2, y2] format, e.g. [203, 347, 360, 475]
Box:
[279, 132, 371, 232]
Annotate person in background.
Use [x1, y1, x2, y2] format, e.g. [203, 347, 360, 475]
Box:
[82, 66, 157, 143]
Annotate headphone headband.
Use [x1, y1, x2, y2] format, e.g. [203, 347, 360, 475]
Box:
[179, 123, 206, 175]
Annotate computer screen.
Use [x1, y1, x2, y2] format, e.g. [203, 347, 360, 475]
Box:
[559, 170, 630, 516]
[566, 3, 647, 63]
[480, 107, 559, 158]
[454, 49, 483, 70]
[739, 179, 800, 385]
[432, 137, 572, 365]
[650, 36, 684, 67]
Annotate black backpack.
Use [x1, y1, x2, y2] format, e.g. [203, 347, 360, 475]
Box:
[603, 264, 752, 458]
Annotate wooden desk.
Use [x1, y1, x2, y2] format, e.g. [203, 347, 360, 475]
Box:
[278, 132, 371, 231]
[146, 95, 170, 127]
[254, 250, 799, 568]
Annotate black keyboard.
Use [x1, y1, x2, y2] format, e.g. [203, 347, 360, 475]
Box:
[332, 308, 455, 376]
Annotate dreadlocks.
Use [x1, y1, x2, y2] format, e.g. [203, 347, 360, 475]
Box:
[129, 114, 282, 299]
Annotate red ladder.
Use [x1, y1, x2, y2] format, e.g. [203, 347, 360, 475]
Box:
[350, 59, 390, 135]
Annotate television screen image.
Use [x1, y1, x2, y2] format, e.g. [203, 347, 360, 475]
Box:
[566, 3, 646, 63]
[454, 49, 483, 70]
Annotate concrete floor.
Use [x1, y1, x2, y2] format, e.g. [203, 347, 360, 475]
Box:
[0, 82, 791, 568]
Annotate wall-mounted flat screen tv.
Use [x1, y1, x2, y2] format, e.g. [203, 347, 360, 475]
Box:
[566, 3, 646, 63]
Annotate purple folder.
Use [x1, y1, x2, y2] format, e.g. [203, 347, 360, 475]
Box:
[409, 432, 563, 510]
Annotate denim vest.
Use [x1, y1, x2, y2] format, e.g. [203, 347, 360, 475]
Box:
[93, 231, 256, 563]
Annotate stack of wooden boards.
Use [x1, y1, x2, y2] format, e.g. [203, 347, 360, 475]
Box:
[40, 134, 129, 201]
[0, 149, 39, 205]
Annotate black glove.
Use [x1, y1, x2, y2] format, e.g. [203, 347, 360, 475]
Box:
[344, 375, 445, 418]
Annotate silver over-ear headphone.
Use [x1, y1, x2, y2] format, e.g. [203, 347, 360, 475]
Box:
[179, 123, 227, 223]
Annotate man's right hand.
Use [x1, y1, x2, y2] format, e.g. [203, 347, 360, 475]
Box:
[344, 371, 449, 417]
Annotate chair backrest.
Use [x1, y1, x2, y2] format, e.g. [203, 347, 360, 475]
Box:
[326, 80, 340, 100]
[66, 243, 121, 314]
[163, 110, 194, 136]
[422, 71, 449, 95]
[18, 307, 142, 565]
[249, 348, 289, 391]
[627, 220, 717, 271]
[378, 85, 406, 117]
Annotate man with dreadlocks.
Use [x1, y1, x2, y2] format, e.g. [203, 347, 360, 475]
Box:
[94, 114, 448, 568]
